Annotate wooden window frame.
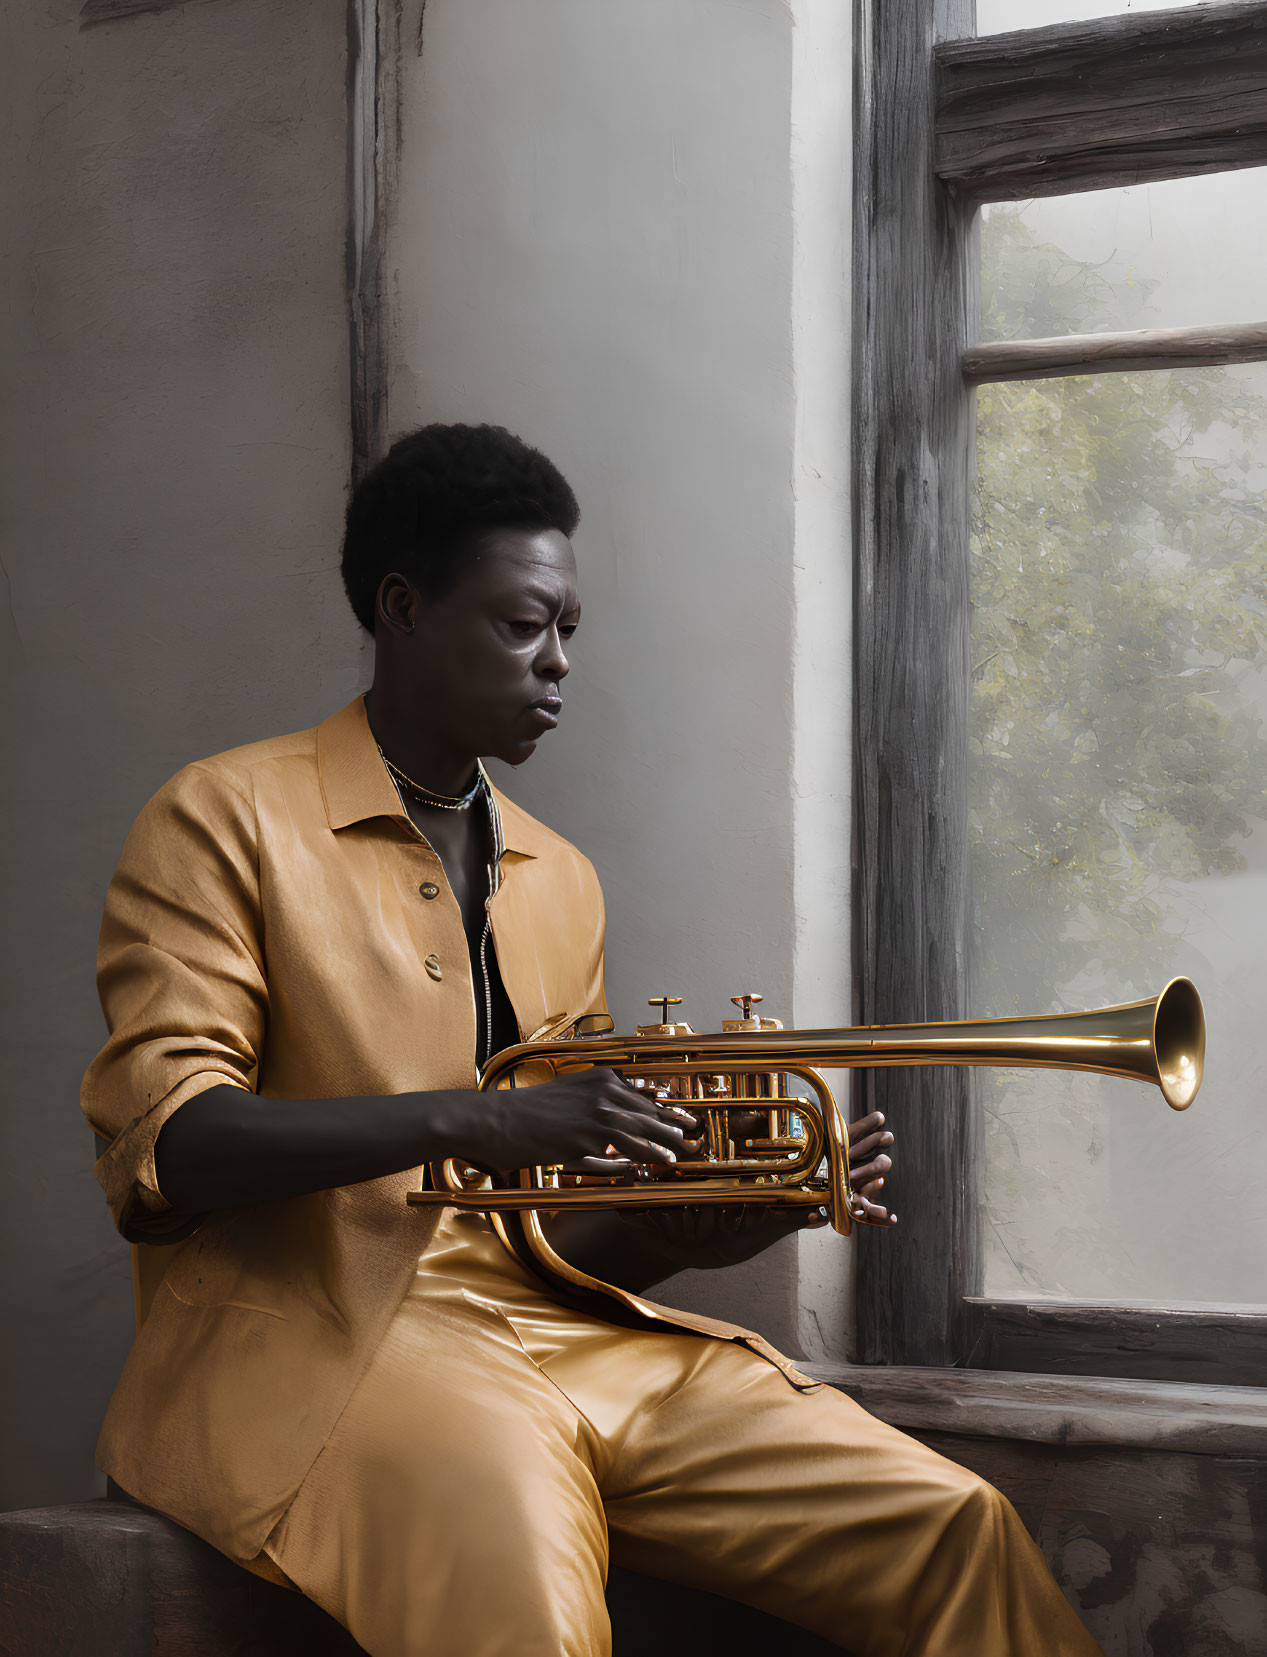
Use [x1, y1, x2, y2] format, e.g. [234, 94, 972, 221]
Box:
[851, 0, 1267, 1377]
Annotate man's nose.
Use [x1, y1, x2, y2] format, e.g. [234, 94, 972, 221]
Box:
[537, 626, 570, 680]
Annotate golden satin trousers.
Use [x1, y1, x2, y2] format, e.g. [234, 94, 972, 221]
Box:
[258, 1213, 1101, 1657]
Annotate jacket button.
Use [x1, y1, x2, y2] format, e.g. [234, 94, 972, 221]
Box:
[424, 954, 443, 981]
[419, 883, 439, 899]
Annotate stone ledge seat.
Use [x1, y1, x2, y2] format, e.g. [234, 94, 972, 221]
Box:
[0, 1497, 839, 1656]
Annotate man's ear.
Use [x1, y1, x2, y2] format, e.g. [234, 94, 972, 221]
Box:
[375, 572, 419, 636]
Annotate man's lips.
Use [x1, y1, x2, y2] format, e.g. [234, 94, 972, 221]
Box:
[526, 698, 562, 729]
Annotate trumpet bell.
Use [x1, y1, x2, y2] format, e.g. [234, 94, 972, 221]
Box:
[1153, 976, 1204, 1110]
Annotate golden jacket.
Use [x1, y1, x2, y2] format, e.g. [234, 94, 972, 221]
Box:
[84, 695, 810, 1560]
[82, 696, 612, 1557]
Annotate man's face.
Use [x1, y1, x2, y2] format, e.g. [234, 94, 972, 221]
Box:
[394, 527, 580, 766]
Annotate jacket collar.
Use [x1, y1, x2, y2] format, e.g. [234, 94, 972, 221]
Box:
[316, 696, 543, 859]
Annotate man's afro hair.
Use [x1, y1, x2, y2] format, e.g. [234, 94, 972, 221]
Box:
[341, 423, 581, 634]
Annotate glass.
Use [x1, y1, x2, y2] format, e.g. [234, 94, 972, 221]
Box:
[975, 0, 1202, 36]
[981, 168, 1267, 341]
[970, 203, 1267, 1305]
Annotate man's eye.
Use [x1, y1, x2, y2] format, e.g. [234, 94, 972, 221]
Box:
[508, 620, 542, 634]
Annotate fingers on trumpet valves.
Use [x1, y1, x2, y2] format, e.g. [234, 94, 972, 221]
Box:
[604, 1077, 699, 1167]
[662, 1102, 701, 1130]
[625, 1075, 700, 1133]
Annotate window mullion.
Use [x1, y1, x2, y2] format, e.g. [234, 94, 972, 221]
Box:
[852, 0, 982, 1369]
[963, 319, 1267, 384]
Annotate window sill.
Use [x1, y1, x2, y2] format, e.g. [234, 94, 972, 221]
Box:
[963, 1298, 1267, 1387]
[806, 1363, 1267, 1458]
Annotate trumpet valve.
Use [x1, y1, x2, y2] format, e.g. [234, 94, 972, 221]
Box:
[628, 1076, 670, 1102]
[637, 996, 695, 1038]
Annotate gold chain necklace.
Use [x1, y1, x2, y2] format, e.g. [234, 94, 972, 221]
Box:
[377, 747, 484, 811]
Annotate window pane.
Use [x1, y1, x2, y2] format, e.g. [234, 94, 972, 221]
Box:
[971, 207, 1267, 1306]
[975, 0, 1201, 36]
[981, 169, 1267, 341]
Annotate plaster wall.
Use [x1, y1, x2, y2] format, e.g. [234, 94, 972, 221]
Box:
[1, 0, 854, 1508]
[1, 0, 355, 1507]
[386, 0, 854, 1353]
[787, 0, 855, 1362]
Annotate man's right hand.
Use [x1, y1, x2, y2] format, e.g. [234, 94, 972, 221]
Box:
[443, 1067, 699, 1177]
[153, 1072, 700, 1217]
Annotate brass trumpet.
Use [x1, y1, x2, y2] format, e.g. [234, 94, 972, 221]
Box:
[408, 977, 1205, 1246]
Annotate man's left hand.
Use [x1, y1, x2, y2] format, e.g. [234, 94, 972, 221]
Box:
[845, 1109, 897, 1229]
[605, 1107, 897, 1274]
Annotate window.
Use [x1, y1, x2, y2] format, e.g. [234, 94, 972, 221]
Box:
[976, 0, 1204, 33]
[853, 0, 1267, 1374]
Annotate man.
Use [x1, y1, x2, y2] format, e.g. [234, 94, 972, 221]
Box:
[83, 423, 1103, 1656]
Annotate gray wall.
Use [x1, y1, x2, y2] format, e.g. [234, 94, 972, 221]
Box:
[1, 0, 854, 1507]
[385, 0, 854, 1354]
[1, 0, 356, 1508]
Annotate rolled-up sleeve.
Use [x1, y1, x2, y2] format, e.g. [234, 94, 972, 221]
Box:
[82, 762, 268, 1243]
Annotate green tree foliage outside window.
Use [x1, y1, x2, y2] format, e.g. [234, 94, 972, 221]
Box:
[971, 210, 1267, 1018]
